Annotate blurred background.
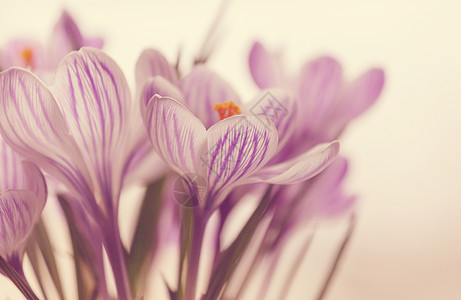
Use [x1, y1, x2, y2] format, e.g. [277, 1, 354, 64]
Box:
[1, 0, 460, 299]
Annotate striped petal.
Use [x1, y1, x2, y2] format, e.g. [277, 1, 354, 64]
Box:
[0, 68, 93, 199]
[135, 48, 179, 93]
[143, 95, 206, 176]
[249, 141, 340, 184]
[180, 65, 241, 129]
[249, 42, 283, 89]
[245, 88, 297, 150]
[51, 47, 131, 205]
[0, 162, 46, 258]
[203, 115, 278, 202]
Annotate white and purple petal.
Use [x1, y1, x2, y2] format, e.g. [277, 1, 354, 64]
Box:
[143, 95, 207, 175]
[249, 141, 340, 184]
[0, 68, 93, 199]
[0, 162, 46, 258]
[203, 115, 278, 202]
[52, 47, 132, 205]
[244, 88, 297, 150]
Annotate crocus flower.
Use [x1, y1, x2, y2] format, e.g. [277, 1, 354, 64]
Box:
[0, 138, 47, 274]
[0, 47, 139, 299]
[141, 94, 339, 209]
[0, 10, 103, 79]
[249, 41, 385, 153]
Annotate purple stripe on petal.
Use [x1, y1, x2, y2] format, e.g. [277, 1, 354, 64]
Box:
[0, 68, 94, 206]
[52, 48, 132, 206]
[143, 95, 206, 176]
[205, 115, 278, 201]
[0, 190, 44, 258]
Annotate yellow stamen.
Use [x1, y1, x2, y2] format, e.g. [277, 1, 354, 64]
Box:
[21, 48, 33, 67]
[213, 101, 242, 120]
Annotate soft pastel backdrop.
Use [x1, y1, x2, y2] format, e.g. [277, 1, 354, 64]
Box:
[0, 0, 460, 299]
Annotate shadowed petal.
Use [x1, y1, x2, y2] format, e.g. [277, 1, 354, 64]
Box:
[140, 76, 184, 107]
[249, 42, 283, 89]
[296, 56, 343, 133]
[245, 88, 297, 150]
[0, 190, 42, 258]
[135, 48, 179, 92]
[0, 68, 93, 199]
[52, 47, 132, 205]
[204, 115, 278, 201]
[335, 68, 385, 122]
[143, 95, 206, 175]
[47, 11, 104, 69]
[0, 162, 46, 259]
[180, 65, 241, 129]
[249, 141, 340, 184]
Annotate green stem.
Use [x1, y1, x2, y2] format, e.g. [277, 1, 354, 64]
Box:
[315, 214, 356, 300]
[0, 255, 39, 300]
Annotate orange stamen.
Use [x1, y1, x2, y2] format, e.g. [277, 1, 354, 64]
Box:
[213, 101, 242, 120]
[21, 48, 33, 67]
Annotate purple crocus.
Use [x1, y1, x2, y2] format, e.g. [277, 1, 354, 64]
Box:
[0, 10, 103, 79]
[0, 138, 46, 275]
[249, 41, 385, 153]
[0, 47, 139, 299]
[141, 94, 339, 209]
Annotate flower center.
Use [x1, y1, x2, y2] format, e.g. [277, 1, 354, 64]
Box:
[21, 48, 33, 67]
[213, 101, 241, 120]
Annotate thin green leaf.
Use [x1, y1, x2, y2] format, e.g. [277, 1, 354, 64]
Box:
[0, 255, 39, 300]
[203, 185, 274, 300]
[26, 218, 65, 300]
[128, 177, 166, 296]
[58, 195, 108, 300]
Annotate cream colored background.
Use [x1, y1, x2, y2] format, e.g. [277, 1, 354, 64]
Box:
[0, 0, 460, 299]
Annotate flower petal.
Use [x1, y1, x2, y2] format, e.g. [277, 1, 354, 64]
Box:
[0, 171, 46, 257]
[0, 68, 93, 199]
[140, 76, 184, 108]
[245, 88, 297, 150]
[52, 47, 132, 204]
[296, 56, 343, 133]
[180, 65, 242, 129]
[249, 141, 340, 184]
[336, 68, 385, 122]
[249, 42, 283, 89]
[135, 48, 179, 93]
[203, 115, 278, 201]
[143, 95, 206, 175]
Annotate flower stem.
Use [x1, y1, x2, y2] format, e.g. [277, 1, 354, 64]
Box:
[184, 212, 205, 300]
[0, 255, 39, 300]
[105, 222, 132, 300]
[315, 214, 356, 300]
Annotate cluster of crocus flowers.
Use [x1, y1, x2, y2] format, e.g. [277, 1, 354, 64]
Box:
[0, 11, 384, 300]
